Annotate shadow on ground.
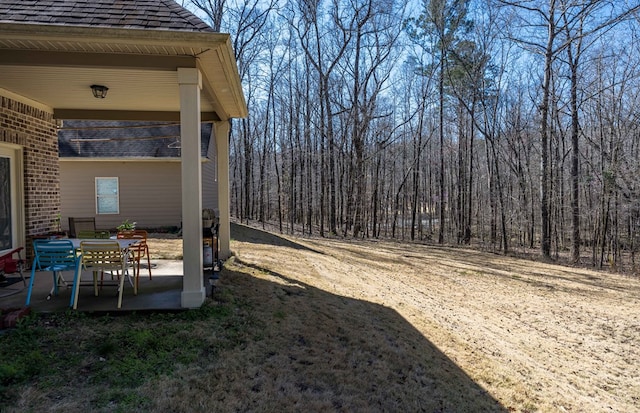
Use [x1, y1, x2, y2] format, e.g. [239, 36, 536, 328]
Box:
[231, 222, 323, 254]
[153, 224, 509, 412]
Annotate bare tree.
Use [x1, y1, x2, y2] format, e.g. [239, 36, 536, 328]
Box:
[187, 0, 640, 271]
[559, 0, 640, 263]
[406, 0, 473, 244]
[188, 0, 226, 31]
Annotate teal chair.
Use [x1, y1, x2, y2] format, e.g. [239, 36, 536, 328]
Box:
[26, 239, 80, 306]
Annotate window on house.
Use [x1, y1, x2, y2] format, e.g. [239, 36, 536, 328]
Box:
[96, 177, 119, 214]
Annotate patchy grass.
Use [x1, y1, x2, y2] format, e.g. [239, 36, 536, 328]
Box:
[2, 223, 639, 412]
[0, 299, 248, 412]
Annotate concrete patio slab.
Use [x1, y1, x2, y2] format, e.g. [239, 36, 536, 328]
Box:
[0, 259, 205, 314]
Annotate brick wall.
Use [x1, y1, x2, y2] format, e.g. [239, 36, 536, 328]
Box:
[0, 94, 60, 239]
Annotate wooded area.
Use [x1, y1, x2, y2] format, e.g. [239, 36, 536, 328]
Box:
[185, 0, 640, 270]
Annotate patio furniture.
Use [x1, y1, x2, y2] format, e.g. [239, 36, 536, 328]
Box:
[68, 217, 96, 238]
[25, 240, 80, 306]
[0, 247, 25, 298]
[117, 230, 152, 289]
[77, 229, 110, 239]
[73, 240, 133, 309]
[77, 230, 111, 285]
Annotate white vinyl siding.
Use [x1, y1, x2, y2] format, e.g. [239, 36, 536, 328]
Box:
[60, 161, 183, 231]
[202, 129, 218, 213]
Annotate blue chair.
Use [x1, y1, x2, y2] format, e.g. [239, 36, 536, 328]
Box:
[25, 239, 80, 306]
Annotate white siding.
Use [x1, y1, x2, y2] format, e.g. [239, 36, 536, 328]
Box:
[202, 128, 219, 214]
[60, 160, 183, 231]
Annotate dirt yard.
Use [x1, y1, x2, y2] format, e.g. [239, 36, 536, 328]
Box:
[209, 223, 639, 412]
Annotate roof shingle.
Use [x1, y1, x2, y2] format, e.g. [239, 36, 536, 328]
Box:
[0, 0, 214, 32]
[58, 120, 212, 159]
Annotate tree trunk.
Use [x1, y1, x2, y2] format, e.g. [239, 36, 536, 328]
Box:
[540, 5, 555, 258]
[438, 51, 446, 244]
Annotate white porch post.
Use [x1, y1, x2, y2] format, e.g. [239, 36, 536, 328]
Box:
[178, 68, 205, 308]
[214, 120, 231, 259]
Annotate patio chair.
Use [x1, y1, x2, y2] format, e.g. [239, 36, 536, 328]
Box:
[0, 247, 26, 298]
[68, 217, 96, 238]
[73, 240, 132, 309]
[25, 240, 80, 306]
[117, 230, 152, 289]
[77, 230, 111, 285]
[77, 229, 111, 239]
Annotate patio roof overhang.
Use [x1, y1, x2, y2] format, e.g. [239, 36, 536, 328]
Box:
[0, 21, 245, 309]
[0, 22, 248, 121]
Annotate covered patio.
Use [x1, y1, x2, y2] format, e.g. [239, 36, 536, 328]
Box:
[0, 1, 247, 310]
[0, 257, 195, 313]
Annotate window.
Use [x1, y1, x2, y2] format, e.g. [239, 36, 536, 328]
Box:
[0, 144, 23, 253]
[96, 177, 119, 214]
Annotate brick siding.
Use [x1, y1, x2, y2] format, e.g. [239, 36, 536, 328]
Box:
[0, 94, 60, 242]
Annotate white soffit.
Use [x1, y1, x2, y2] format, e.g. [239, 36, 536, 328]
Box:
[0, 23, 248, 120]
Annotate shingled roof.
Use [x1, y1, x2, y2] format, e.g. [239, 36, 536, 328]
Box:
[58, 120, 212, 158]
[0, 0, 213, 32]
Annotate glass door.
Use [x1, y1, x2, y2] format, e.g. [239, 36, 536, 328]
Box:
[0, 155, 11, 250]
[0, 145, 23, 253]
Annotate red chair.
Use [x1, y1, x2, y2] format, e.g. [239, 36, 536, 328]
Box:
[0, 247, 26, 297]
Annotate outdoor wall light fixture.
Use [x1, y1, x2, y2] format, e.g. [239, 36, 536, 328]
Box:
[90, 84, 109, 99]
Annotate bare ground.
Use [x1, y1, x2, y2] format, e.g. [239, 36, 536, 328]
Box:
[169, 223, 639, 413]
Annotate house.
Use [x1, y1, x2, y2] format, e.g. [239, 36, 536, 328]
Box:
[0, 0, 248, 308]
[58, 120, 219, 231]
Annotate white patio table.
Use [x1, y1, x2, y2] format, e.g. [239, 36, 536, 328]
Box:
[69, 238, 142, 309]
[69, 238, 140, 251]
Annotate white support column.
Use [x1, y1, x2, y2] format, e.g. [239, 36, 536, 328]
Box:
[178, 67, 205, 308]
[214, 120, 231, 259]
